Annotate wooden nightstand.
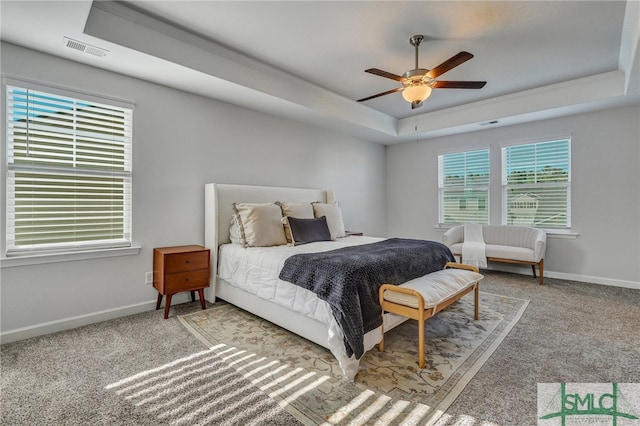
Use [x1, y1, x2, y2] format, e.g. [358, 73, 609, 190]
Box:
[153, 245, 210, 319]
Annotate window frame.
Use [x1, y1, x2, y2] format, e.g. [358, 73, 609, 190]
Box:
[501, 137, 572, 229]
[438, 147, 490, 226]
[3, 78, 135, 261]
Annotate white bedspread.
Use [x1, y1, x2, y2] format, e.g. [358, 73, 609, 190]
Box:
[217, 236, 407, 379]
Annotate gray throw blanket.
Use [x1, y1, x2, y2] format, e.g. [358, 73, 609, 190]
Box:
[278, 238, 455, 358]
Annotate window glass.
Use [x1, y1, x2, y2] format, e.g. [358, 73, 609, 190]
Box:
[502, 139, 570, 228]
[438, 149, 489, 225]
[5, 84, 133, 254]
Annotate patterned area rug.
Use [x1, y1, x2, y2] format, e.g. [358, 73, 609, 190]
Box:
[179, 292, 528, 425]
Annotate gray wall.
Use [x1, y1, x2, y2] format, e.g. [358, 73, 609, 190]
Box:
[0, 43, 386, 338]
[387, 105, 640, 287]
[2, 41, 639, 342]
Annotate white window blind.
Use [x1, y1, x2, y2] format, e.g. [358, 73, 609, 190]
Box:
[438, 149, 489, 225]
[6, 84, 133, 254]
[502, 139, 570, 228]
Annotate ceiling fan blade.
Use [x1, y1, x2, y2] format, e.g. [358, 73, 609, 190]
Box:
[432, 81, 487, 89]
[357, 87, 403, 102]
[365, 68, 405, 82]
[426, 51, 474, 79]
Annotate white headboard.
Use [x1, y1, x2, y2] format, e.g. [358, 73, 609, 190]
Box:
[204, 183, 334, 298]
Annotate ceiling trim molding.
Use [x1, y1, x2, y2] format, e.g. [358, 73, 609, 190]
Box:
[84, 1, 398, 140]
[395, 71, 626, 142]
[71, 0, 638, 145]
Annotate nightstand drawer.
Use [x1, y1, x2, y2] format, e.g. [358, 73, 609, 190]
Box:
[164, 251, 209, 273]
[165, 269, 210, 293]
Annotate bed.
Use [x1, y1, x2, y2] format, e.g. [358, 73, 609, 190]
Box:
[203, 183, 456, 379]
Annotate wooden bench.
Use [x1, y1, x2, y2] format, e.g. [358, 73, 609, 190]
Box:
[378, 262, 483, 368]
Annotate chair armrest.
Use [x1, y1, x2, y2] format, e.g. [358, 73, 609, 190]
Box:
[533, 231, 547, 262]
[442, 225, 463, 247]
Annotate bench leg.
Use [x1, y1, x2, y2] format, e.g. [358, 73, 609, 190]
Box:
[378, 317, 385, 353]
[418, 313, 425, 369]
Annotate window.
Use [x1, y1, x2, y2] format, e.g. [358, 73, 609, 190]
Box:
[502, 139, 570, 228]
[5, 83, 133, 255]
[438, 149, 489, 225]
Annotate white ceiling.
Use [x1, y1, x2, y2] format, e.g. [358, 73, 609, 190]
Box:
[1, 1, 639, 144]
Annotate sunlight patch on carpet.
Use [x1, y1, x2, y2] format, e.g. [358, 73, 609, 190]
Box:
[178, 292, 528, 425]
[105, 347, 296, 425]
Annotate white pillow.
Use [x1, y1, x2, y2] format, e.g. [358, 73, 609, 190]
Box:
[232, 202, 288, 247]
[312, 202, 346, 239]
[229, 216, 244, 245]
[276, 202, 314, 243]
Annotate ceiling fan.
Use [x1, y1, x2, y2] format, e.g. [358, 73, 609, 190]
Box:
[358, 35, 486, 109]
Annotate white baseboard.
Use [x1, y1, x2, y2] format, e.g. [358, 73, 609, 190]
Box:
[485, 264, 640, 290]
[544, 270, 640, 290]
[0, 293, 193, 345]
[3, 269, 638, 345]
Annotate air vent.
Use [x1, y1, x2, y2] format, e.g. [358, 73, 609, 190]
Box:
[62, 37, 109, 58]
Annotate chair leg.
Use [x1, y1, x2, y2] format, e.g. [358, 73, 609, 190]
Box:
[418, 315, 425, 369]
[539, 259, 544, 285]
[531, 264, 537, 278]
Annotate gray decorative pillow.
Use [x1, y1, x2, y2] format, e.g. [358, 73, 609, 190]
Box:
[285, 216, 332, 245]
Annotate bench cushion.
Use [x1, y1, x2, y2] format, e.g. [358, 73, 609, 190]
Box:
[382, 269, 483, 309]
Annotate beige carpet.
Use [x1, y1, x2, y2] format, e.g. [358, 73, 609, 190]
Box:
[179, 292, 528, 426]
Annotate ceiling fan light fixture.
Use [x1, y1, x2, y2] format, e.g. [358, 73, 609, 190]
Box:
[402, 84, 432, 103]
[358, 34, 485, 109]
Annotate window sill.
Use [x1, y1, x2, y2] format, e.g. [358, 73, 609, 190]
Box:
[545, 231, 579, 239]
[433, 225, 579, 239]
[1, 246, 141, 268]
